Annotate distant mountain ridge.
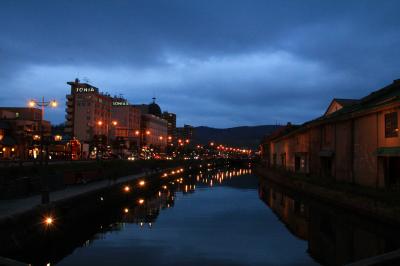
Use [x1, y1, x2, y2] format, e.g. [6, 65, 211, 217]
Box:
[193, 125, 281, 149]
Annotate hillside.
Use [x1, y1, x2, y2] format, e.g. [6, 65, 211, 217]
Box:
[193, 125, 281, 150]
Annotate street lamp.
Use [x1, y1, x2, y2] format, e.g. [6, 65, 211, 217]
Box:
[27, 97, 58, 204]
[28, 98, 58, 121]
[95, 120, 119, 157]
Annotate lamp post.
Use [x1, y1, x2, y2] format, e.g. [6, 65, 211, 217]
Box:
[96, 120, 118, 158]
[28, 97, 58, 204]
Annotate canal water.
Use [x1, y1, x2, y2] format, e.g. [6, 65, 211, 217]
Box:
[8, 165, 400, 265]
[54, 167, 318, 266]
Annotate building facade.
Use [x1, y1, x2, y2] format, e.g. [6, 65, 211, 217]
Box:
[261, 79, 400, 189]
[141, 114, 168, 151]
[176, 124, 194, 142]
[65, 79, 112, 142]
[0, 107, 51, 160]
[162, 111, 176, 144]
[111, 97, 141, 154]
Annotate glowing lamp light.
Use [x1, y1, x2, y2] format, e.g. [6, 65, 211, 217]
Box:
[138, 180, 145, 187]
[112, 121, 118, 126]
[124, 208, 129, 214]
[28, 100, 36, 107]
[135, 130, 140, 136]
[146, 130, 151, 135]
[97, 121, 103, 126]
[124, 186, 131, 192]
[138, 198, 145, 205]
[50, 100, 58, 108]
[44, 217, 53, 226]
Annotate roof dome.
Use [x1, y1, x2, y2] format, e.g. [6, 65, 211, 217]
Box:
[148, 97, 162, 117]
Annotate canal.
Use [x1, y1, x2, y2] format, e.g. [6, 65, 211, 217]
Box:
[4, 165, 400, 265]
[54, 166, 317, 266]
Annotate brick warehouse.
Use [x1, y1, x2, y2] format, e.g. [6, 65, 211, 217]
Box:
[260, 79, 400, 189]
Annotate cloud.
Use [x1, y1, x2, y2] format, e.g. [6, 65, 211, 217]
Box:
[9, 50, 357, 126]
[0, 0, 400, 127]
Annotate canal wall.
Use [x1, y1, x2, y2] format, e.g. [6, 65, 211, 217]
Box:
[0, 160, 185, 199]
[0, 256, 27, 266]
[255, 166, 400, 226]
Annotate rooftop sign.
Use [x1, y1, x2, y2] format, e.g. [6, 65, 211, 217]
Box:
[112, 101, 129, 106]
[75, 87, 98, 93]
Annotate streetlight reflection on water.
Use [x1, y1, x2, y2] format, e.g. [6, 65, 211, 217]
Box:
[117, 166, 253, 229]
[37, 165, 252, 261]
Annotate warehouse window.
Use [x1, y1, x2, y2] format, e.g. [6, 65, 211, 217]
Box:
[385, 112, 398, 138]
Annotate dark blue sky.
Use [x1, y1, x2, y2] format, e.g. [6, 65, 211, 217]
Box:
[1, 0, 399, 127]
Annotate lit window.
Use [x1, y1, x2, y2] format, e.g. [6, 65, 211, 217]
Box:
[385, 112, 398, 138]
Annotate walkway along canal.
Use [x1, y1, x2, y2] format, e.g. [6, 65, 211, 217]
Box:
[1, 164, 399, 265]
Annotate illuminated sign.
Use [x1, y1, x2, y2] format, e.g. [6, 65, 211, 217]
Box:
[75, 87, 97, 93]
[112, 101, 129, 106]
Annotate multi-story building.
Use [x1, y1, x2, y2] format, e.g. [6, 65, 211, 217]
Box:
[141, 114, 168, 151]
[176, 124, 194, 143]
[136, 99, 168, 151]
[0, 107, 51, 160]
[111, 97, 141, 154]
[261, 79, 400, 189]
[65, 79, 112, 142]
[162, 111, 176, 144]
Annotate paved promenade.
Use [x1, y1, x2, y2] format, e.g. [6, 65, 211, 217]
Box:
[0, 171, 149, 220]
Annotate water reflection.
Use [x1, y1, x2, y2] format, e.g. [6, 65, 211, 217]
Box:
[259, 178, 400, 266]
[3, 166, 316, 266]
[120, 167, 253, 229]
[52, 166, 313, 266]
